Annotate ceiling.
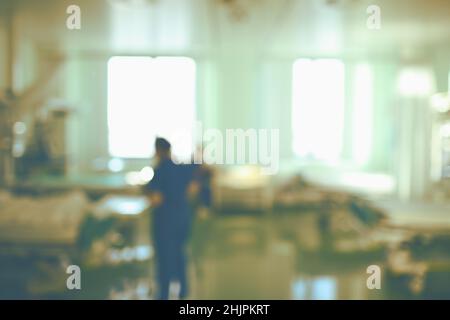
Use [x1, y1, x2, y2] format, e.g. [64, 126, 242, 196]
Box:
[2, 0, 450, 57]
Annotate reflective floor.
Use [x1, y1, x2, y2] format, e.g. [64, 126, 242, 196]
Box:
[188, 213, 386, 300]
[2, 207, 450, 300]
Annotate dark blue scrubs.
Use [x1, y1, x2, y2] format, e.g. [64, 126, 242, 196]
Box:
[145, 159, 196, 299]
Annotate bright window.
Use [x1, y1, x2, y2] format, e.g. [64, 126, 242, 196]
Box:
[292, 59, 345, 163]
[107, 56, 196, 159]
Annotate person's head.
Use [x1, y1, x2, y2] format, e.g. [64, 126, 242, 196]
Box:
[154, 137, 171, 161]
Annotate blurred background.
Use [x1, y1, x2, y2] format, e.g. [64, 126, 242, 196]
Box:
[0, 0, 450, 299]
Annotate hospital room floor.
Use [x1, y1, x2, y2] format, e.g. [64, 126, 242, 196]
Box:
[8, 204, 448, 300]
[184, 212, 387, 300]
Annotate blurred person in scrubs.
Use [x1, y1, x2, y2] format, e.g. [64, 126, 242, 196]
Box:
[144, 137, 199, 299]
